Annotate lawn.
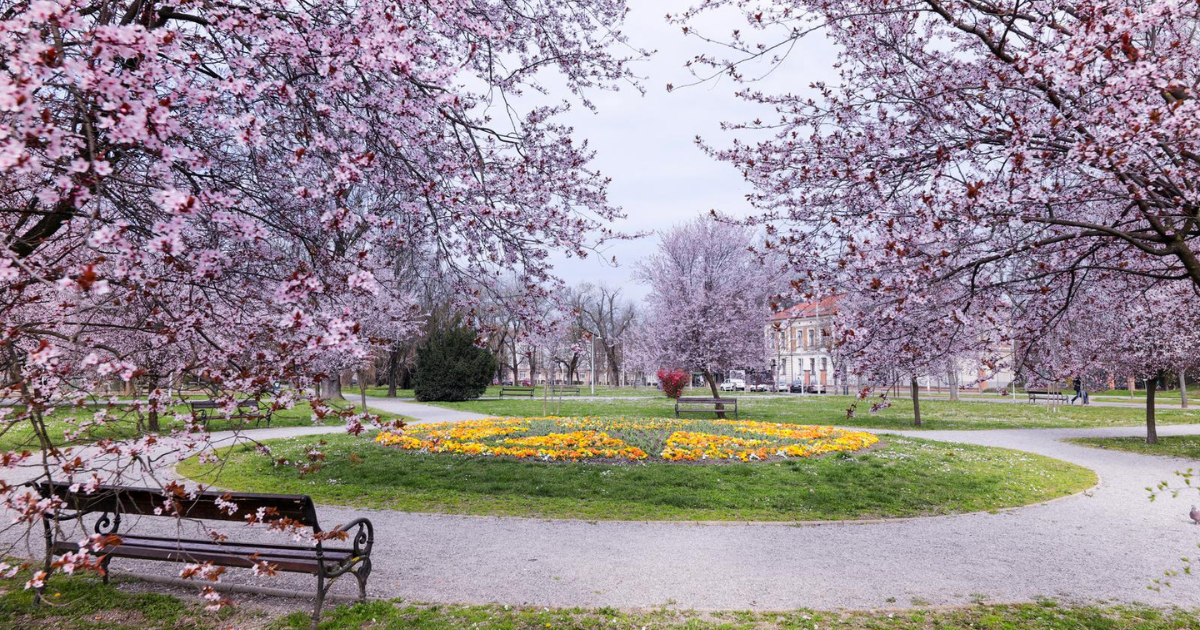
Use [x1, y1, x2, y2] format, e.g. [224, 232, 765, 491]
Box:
[1091, 387, 1197, 401]
[421, 393, 1200, 431]
[178, 430, 1095, 521]
[0, 401, 400, 453]
[3, 572, 1198, 630]
[1067, 435, 1200, 460]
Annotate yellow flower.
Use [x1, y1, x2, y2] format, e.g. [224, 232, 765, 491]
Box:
[374, 417, 876, 463]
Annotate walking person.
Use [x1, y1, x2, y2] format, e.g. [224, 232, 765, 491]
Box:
[1071, 376, 1088, 405]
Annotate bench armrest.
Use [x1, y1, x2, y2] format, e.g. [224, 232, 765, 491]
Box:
[329, 518, 374, 559]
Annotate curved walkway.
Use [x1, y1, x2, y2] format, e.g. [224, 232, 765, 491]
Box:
[9, 398, 1200, 611]
[322, 412, 1200, 610]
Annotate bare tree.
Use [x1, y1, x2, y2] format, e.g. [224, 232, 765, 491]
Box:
[577, 283, 637, 386]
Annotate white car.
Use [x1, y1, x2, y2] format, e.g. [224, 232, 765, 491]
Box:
[753, 383, 771, 392]
[775, 382, 790, 392]
[719, 379, 746, 391]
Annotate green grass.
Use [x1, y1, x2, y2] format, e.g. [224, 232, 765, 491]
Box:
[424, 394, 1200, 431]
[1092, 387, 1197, 400]
[179, 432, 1095, 521]
[0, 572, 253, 629]
[363, 386, 415, 398]
[1067, 435, 1200, 460]
[4, 572, 1198, 630]
[0, 401, 401, 452]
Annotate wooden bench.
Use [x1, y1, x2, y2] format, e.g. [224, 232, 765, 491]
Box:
[36, 480, 371, 627]
[499, 386, 535, 398]
[549, 386, 581, 396]
[188, 399, 272, 428]
[1027, 389, 1067, 404]
[674, 396, 739, 419]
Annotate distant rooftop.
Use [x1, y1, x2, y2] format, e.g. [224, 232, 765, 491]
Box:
[770, 296, 838, 322]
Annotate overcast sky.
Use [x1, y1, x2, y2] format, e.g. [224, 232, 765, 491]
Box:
[540, 1, 840, 299]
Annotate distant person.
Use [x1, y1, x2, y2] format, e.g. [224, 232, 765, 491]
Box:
[1071, 377, 1089, 405]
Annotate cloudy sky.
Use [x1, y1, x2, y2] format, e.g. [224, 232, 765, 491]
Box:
[540, 1, 840, 299]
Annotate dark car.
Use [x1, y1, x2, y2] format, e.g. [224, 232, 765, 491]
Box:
[789, 379, 806, 393]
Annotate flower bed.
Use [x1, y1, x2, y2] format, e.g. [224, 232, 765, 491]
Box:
[374, 416, 878, 463]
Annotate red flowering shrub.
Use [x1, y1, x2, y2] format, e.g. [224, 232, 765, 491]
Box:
[656, 369, 690, 399]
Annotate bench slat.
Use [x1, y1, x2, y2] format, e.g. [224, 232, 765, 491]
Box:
[674, 396, 738, 419]
[85, 534, 354, 560]
[53, 540, 326, 575]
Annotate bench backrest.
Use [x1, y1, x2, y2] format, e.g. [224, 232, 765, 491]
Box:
[38, 481, 321, 531]
[677, 397, 737, 404]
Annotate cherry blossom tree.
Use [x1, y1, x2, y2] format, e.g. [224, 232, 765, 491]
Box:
[836, 285, 1001, 426]
[0, 0, 635, 604]
[675, 0, 1200, 381]
[1022, 279, 1200, 443]
[637, 216, 779, 412]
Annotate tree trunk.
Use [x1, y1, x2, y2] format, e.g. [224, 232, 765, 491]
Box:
[542, 365, 549, 416]
[703, 370, 727, 419]
[948, 370, 959, 401]
[386, 346, 400, 397]
[357, 369, 368, 412]
[606, 346, 620, 388]
[1181, 370, 1189, 409]
[320, 376, 344, 400]
[1146, 373, 1159, 444]
[145, 375, 161, 433]
[510, 344, 520, 385]
[910, 376, 922, 427]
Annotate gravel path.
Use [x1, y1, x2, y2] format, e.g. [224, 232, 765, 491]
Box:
[6, 400, 1200, 611]
[300, 421, 1200, 611]
[366, 398, 492, 423]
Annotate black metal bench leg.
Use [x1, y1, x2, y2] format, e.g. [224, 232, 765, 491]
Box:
[354, 558, 371, 601]
[313, 570, 327, 630]
[100, 555, 112, 584]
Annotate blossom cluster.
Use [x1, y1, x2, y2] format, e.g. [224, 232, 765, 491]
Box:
[0, 0, 635, 598]
[373, 416, 878, 463]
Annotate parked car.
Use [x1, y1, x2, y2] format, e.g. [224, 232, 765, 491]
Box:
[719, 378, 747, 391]
[753, 383, 771, 392]
[789, 379, 806, 393]
[775, 381, 790, 392]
